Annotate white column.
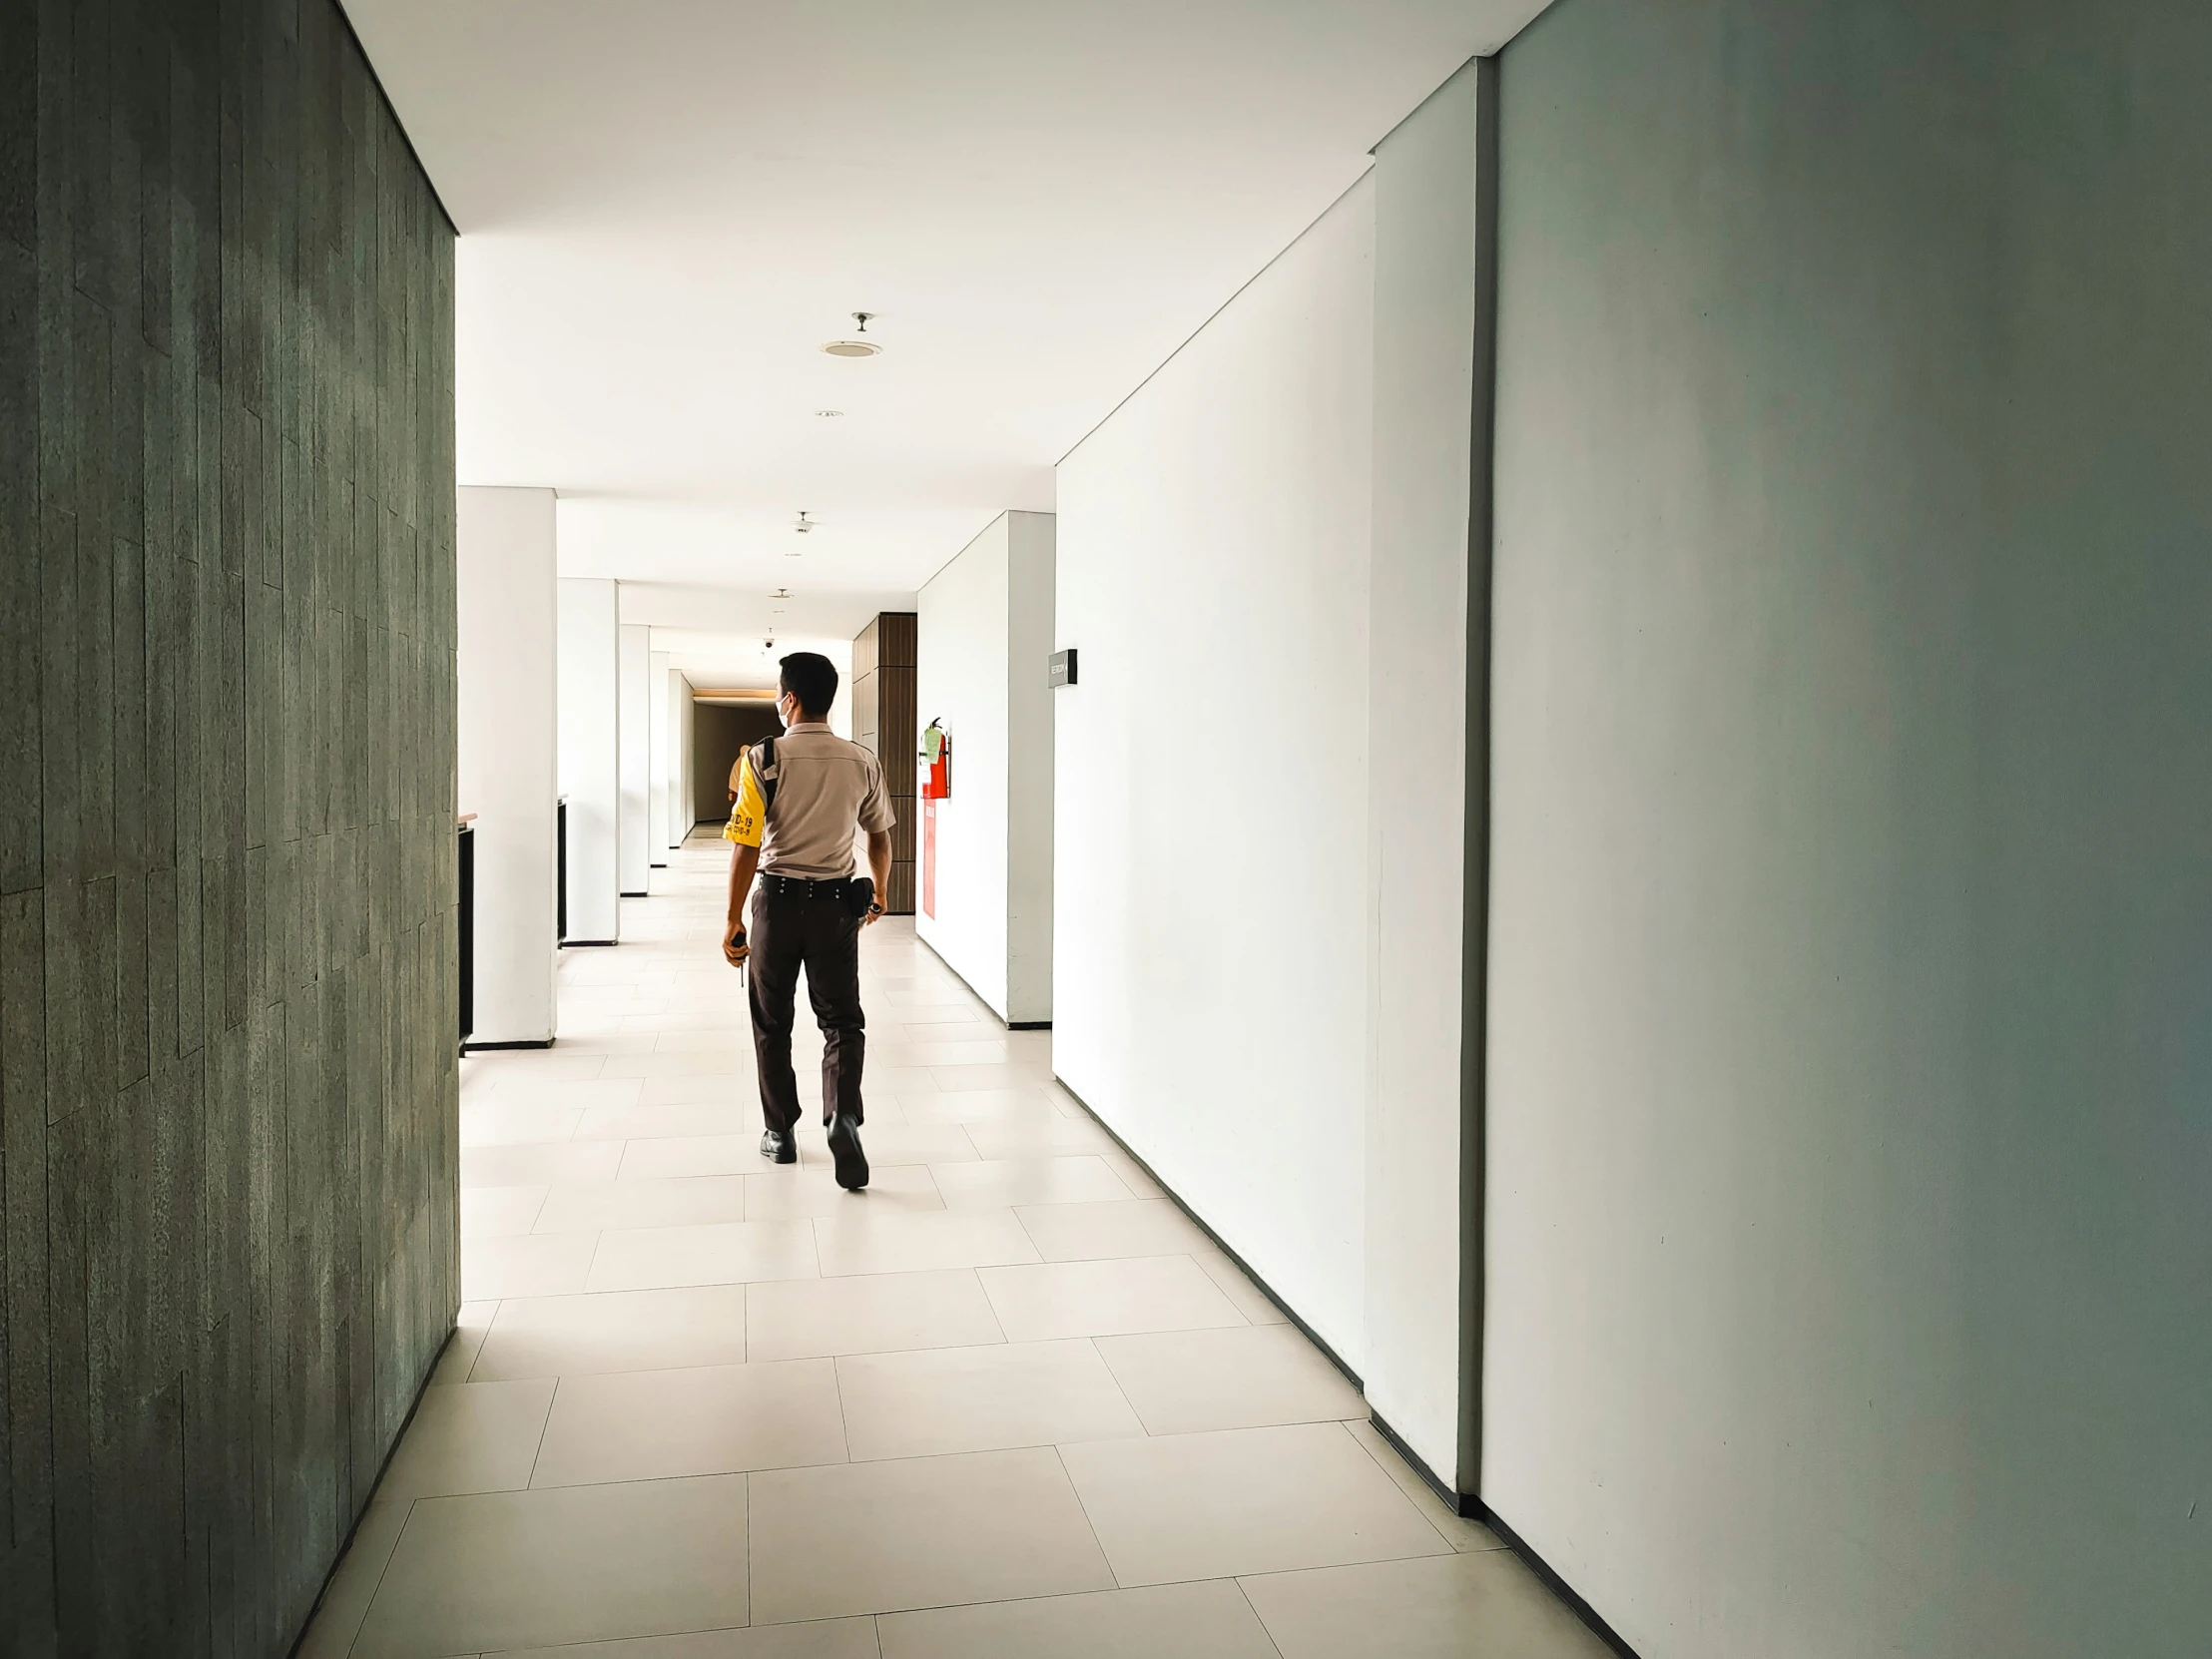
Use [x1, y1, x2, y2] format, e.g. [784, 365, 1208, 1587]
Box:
[457, 486, 559, 1043]
[1004, 510, 1057, 1025]
[1363, 56, 1484, 1487]
[665, 667, 691, 850]
[557, 578, 622, 943]
[618, 622, 651, 895]
[648, 648, 671, 867]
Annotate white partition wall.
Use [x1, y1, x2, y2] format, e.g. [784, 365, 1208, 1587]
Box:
[1363, 58, 1486, 1491]
[915, 510, 1057, 1025]
[664, 665, 690, 851]
[557, 578, 622, 943]
[1054, 178, 1376, 1365]
[647, 648, 671, 867]
[457, 486, 560, 1044]
[617, 622, 651, 894]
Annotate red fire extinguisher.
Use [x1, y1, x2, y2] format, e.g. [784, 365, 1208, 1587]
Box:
[921, 720, 951, 800]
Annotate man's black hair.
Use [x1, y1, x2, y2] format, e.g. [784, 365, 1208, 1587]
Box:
[778, 652, 839, 719]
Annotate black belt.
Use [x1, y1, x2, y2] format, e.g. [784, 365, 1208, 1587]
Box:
[760, 872, 860, 899]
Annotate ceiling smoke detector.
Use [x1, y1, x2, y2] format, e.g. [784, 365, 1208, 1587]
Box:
[793, 510, 815, 534]
[770, 588, 792, 599]
[820, 312, 881, 358]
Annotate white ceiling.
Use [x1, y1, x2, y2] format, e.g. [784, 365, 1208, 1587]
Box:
[348, 0, 1551, 678]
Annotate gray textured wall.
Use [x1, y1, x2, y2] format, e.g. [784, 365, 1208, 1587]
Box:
[1483, 1, 2212, 1654]
[0, 0, 460, 1651]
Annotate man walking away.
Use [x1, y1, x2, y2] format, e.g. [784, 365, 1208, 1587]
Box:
[722, 652, 894, 1190]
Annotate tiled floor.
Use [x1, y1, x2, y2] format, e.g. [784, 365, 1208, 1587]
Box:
[301, 836, 1609, 1658]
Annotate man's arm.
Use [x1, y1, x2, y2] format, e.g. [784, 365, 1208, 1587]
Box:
[725, 841, 760, 965]
[864, 830, 892, 925]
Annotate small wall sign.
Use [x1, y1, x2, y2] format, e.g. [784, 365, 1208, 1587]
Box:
[1048, 649, 1078, 688]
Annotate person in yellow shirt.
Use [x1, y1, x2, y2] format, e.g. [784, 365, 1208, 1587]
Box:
[722, 653, 895, 1189]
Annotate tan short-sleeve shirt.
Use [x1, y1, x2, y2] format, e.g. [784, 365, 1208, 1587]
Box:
[724, 723, 894, 879]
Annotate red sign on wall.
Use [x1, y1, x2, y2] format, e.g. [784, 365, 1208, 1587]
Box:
[921, 796, 936, 918]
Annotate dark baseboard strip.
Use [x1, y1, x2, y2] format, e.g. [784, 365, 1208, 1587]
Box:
[462, 1038, 554, 1053]
[1470, 1505, 1645, 1659]
[1048, 1076, 1362, 1393]
[562, 939, 618, 948]
[1367, 1410, 1462, 1511]
[650, 862, 667, 869]
[1009, 1020, 1051, 1030]
[620, 890, 648, 897]
[285, 1314, 457, 1657]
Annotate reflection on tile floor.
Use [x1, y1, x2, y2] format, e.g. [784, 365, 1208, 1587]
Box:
[299, 836, 1605, 1658]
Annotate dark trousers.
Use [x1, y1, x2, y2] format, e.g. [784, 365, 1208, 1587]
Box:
[747, 884, 867, 1135]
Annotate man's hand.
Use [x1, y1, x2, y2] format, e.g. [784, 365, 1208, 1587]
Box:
[723, 926, 749, 968]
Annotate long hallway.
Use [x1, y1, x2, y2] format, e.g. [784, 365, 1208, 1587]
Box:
[298, 835, 1600, 1658]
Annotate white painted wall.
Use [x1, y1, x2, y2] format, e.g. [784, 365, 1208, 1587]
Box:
[665, 665, 691, 850]
[556, 577, 622, 942]
[457, 486, 560, 1044]
[1054, 177, 1376, 1363]
[917, 517, 1012, 1014]
[914, 511, 1056, 1023]
[1363, 59, 1480, 1487]
[647, 648, 671, 866]
[1004, 511, 1056, 1022]
[618, 622, 651, 893]
[1484, 2, 2212, 1655]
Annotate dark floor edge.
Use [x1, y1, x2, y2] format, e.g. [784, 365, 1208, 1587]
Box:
[1472, 1505, 1646, 1659]
[284, 1315, 457, 1657]
[1367, 1409, 1462, 1511]
[462, 1038, 554, 1052]
[1048, 1076, 1363, 1392]
[621, 890, 649, 897]
[562, 939, 619, 947]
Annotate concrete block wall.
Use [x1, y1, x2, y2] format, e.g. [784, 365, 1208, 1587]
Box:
[0, 0, 460, 1651]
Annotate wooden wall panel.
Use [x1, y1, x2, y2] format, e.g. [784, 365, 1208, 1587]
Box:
[0, 0, 459, 1651]
[849, 614, 917, 912]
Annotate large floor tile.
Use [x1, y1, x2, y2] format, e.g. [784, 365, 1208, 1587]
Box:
[576, 1103, 753, 1142]
[295, 1498, 411, 1659]
[464, 1185, 551, 1239]
[484, 1076, 647, 1111]
[534, 1176, 749, 1235]
[379, 1379, 558, 1499]
[747, 1269, 1006, 1361]
[618, 1133, 761, 1181]
[1192, 1249, 1290, 1325]
[814, 1207, 1040, 1276]
[1095, 1325, 1364, 1434]
[433, 1300, 502, 1384]
[835, 1339, 1143, 1460]
[464, 1140, 627, 1190]
[465, 1231, 602, 1300]
[585, 1218, 820, 1292]
[978, 1255, 1248, 1341]
[876, 1580, 1281, 1659]
[487, 1619, 879, 1658]
[743, 1162, 943, 1219]
[461, 1102, 585, 1148]
[929, 1156, 1134, 1211]
[1014, 1198, 1211, 1261]
[1341, 1417, 1507, 1553]
[531, 1359, 845, 1485]
[748, 1447, 1114, 1624]
[1241, 1549, 1615, 1658]
[963, 1115, 1113, 1157]
[351, 1475, 749, 1658]
[1057, 1421, 1451, 1585]
[638, 1070, 753, 1106]
[893, 1088, 1061, 1126]
[471, 1286, 749, 1382]
[933, 1063, 1056, 1094]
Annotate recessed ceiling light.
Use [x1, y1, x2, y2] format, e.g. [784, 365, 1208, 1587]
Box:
[822, 311, 881, 357]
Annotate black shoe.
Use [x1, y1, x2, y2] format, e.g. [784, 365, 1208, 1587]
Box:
[760, 1129, 797, 1165]
[827, 1113, 869, 1190]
